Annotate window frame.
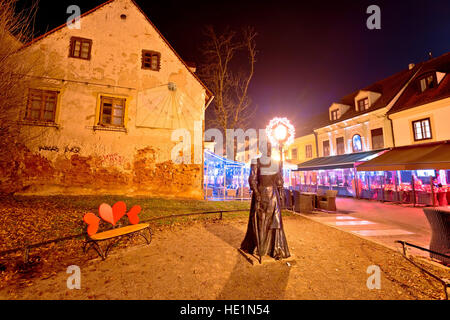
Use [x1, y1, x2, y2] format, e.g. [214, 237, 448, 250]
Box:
[357, 98, 369, 111]
[305, 144, 313, 158]
[69, 36, 92, 60]
[291, 148, 298, 160]
[412, 118, 432, 141]
[371, 128, 384, 150]
[323, 140, 330, 157]
[24, 88, 59, 123]
[352, 134, 363, 153]
[141, 50, 161, 71]
[98, 95, 127, 128]
[331, 109, 340, 121]
[336, 137, 345, 155]
[417, 72, 437, 93]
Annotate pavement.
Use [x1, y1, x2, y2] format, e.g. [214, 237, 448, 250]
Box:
[299, 197, 447, 259]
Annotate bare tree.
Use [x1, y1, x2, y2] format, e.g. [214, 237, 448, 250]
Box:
[0, 0, 37, 193]
[199, 26, 257, 141]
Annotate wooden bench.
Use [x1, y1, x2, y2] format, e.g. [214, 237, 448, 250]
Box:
[84, 223, 152, 260]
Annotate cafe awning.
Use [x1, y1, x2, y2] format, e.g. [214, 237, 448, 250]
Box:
[295, 149, 387, 171]
[356, 141, 450, 171]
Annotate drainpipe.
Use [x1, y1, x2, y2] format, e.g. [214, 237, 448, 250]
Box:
[387, 114, 396, 148]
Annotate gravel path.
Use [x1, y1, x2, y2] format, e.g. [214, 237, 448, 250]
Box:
[1, 215, 448, 300]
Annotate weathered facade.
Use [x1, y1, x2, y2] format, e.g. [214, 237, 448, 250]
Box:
[7, 0, 212, 198]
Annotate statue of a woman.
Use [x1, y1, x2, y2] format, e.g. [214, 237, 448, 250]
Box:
[240, 146, 290, 262]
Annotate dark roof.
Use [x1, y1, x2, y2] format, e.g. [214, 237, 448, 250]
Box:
[388, 52, 450, 114]
[295, 149, 387, 171]
[295, 111, 329, 137]
[325, 64, 421, 126]
[357, 140, 450, 171]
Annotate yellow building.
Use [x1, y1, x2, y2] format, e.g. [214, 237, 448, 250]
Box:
[388, 53, 450, 147]
[286, 133, 317, 165]
[4, 0, 213, 198]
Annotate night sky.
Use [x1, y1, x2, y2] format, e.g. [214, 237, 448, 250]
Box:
[18, 0, 450, 131]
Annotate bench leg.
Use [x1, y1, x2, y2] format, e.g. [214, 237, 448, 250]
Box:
[84, 240, 106, 260]
[139, 226, 153, 245]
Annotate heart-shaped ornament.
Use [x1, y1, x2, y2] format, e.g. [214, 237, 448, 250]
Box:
[127, 205, 142, 225]
[83, 212, 100, 236]
[112, 201, 127, 224]
[99, 203, 115, 226]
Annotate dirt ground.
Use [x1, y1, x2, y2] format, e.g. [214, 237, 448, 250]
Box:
[0, 215, 449, 300]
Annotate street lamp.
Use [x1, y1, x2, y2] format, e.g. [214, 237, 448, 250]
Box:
[266, 117, 295, 167]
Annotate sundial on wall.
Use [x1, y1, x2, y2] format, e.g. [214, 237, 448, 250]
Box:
[136, 82, 203, 129]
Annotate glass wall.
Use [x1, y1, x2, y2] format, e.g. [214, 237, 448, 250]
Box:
[204, 151, 294, 200]
[291, 168, 356, 197]
[356, 169, 449, 206]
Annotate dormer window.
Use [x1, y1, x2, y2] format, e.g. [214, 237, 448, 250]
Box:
[418, 73, 437, 92]
[331, 109, 340, 121]
[357, 98, 369, 111]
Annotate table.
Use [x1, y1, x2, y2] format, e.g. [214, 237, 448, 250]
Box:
[301, 192, 318, 208]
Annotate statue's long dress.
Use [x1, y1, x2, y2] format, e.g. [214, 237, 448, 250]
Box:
[240, 158, 290, 260]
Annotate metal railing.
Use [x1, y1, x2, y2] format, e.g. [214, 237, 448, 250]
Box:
[0, 209, 248, 263]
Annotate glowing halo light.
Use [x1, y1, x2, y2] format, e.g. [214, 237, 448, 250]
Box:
[266, 117, 295, 147]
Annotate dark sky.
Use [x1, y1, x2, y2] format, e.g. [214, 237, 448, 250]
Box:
[19, 0, 450, 130]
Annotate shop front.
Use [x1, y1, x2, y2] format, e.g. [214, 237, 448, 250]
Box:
[291, 150, 387, 197]
[204, 150, 295, 200]
[356, 141, 450, 206]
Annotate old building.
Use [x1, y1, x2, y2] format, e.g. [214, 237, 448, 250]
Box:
[292, 61, 422, 196]
[388, 52, 450, 147]
[8, 0, 213, 198]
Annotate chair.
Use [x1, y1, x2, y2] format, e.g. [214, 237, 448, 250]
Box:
[319, 190, 338, 211]
[284, 188, 293, 209]
[423, 208, 450, 265]
[299, 194, 314, 213]
[293, 190, 301, 212]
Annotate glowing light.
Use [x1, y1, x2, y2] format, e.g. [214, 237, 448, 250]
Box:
[274, 124, 287, 141]
[266, 117, 295, 147]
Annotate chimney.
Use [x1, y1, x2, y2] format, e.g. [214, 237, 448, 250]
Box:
[408, 63, 415, 70]
[186, 61, 197, 73]
[428, 52, 433, 60]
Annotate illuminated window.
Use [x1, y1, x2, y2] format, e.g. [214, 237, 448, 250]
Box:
[412, 118, 432, 141]
[323, 140, 330, 157]
[352, 134, 362, 152]
[357, 98, 369, 111]
[418, 73, 436, 92]
[336, 137, 345, 155]
[142, 50, 161, 71]
[69, 37, 92, 60]
[331, 109, 340, 120]
[305, 144, 312, 158]
[99, 96, 126, 127]
[25, 89, 58, 122]
[371, 128, 384, 149]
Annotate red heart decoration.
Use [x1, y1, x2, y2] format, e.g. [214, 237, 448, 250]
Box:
[99, 203, 115, 226]
[83, 212, 100, 236]
[112, 201, 127, 224]
[127, 205, 142, 225]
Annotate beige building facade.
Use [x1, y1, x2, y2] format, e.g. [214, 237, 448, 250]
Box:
[8, 0, 212, 198]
